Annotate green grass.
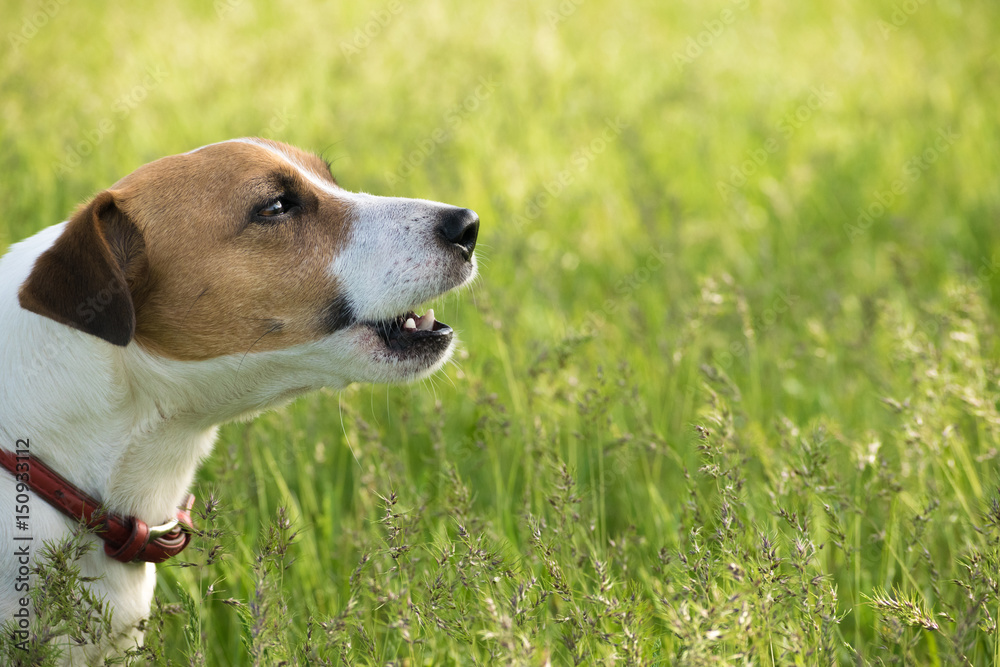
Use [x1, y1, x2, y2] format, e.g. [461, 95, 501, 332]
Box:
[2, 0, 1000, 663]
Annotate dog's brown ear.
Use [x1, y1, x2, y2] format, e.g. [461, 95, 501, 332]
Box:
[18, 191, 148, 347]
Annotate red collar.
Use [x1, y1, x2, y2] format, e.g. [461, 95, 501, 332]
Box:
[0, 449, 194, 564]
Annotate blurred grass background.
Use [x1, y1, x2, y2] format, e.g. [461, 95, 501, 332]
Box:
[3, 0, 1000, 664]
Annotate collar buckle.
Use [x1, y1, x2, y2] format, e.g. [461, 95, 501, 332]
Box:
[147, 517, 181, 540]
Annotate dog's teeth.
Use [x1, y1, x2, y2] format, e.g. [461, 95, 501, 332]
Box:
[417, 309, 435, 331]
[404, 317, 417, 330]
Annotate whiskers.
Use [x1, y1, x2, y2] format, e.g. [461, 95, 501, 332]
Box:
[338, 393, 363, 471]
[235, 319, 283, 378]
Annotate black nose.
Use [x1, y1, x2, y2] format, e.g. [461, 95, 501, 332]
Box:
[438, 208, 479, 260]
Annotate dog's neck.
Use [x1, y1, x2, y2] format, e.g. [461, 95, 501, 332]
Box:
[0, 322, 336, 522]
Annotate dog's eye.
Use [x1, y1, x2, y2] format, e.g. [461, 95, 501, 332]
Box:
[255, 196, 299, 220]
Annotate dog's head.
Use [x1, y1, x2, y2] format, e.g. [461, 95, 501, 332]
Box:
[18, 138, 479, 384]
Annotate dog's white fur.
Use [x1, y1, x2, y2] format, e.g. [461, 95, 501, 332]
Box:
[0, 139, 477, 661]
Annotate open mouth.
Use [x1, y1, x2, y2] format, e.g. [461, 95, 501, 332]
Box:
[369, 308, 453, 353]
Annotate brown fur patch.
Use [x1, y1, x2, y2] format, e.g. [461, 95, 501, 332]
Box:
[24, 140, 356, 360]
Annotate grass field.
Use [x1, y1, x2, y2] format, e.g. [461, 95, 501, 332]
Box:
[2, 0, 1000, 664]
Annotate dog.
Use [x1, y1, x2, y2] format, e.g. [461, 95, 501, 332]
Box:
[0, 138, 479, 661]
